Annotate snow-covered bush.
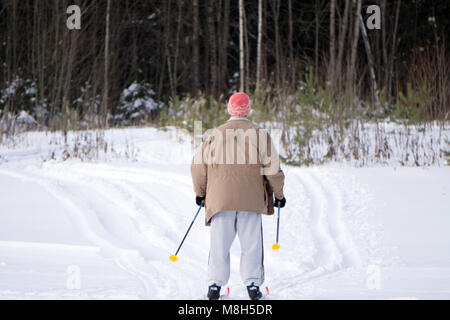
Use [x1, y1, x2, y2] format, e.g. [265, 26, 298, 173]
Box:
[0, 76, 38, 116]
[15, 110, 38, 131]
[114, 81, 162, 126]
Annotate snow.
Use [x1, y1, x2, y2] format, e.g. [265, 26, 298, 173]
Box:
[288, 166, 450, 299]
[25, 87, 37, 96]
[279, 121, 449, 167]
[16, 111, 38, 126]
[0, 127, 449, 299]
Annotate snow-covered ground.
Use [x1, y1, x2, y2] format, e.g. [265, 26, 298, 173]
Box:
[0, 127, 449, 299]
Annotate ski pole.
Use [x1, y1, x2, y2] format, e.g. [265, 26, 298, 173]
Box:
[272, 202, 281, 250]
[170, 201, 204, 262]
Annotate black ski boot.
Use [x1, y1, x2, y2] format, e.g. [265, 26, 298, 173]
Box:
[246, 283, 263, 300]
[207, 284, 221, 300]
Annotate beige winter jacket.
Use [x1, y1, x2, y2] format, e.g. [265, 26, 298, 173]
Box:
[191, 117, 285, 226]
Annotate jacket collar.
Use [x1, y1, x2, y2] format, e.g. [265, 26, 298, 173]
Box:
[228, 116, 250, 121]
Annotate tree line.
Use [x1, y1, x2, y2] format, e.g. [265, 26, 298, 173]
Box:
[0, 0, 449, 134]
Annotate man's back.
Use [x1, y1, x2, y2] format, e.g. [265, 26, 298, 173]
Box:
[191, 117, 284, 225]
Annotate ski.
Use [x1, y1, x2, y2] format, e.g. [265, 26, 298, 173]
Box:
[220, 287, 231, 300]
[261, 286, 270, 299]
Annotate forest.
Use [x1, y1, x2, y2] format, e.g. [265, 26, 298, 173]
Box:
[1, 1, 450, 303]
[0, 0, 449, 165]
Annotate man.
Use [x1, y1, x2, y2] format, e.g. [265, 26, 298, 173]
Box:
[191, 92, 286, 300]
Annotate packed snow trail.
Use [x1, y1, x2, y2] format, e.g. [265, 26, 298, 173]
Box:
[1, 127, 449, 299]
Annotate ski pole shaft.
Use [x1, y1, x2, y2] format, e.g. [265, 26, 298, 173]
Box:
[174, 201, 204, 256]
[276, 202, 281, 243]
[272, 202, 281, 250]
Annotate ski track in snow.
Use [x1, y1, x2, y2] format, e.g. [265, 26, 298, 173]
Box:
[307, 170, 362, 269]
[267, 169, 363, 297]
[0, 162, 368, 299]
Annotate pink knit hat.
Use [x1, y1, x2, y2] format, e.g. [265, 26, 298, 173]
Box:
[227, 92, 251, 117]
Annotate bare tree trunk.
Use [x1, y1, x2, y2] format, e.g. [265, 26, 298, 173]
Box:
[387, 0, 401, 102]
[239, 0, 245, 92]
[172, 0, 183, 99]
[244, 9, 250, 92]
[1, 0, 18, 138]
[62, 29, 78, 142]
[336, 0, 350, 87]
[288, 0, 295, 87]
[192, 0, 200, 95]
[359, 14, 381, 110]
[256, 0, 263, 93]
[381, 0, 388, 94]
[329, 0, 336, 90]
[51, 0, 60, 125]
[375, 15, 381, 84]
[192, 0, 200, 96]
[166, 50, 174, 99]
[314, 1, 320, 84]
[101, 0, 111, 128]
[208, 0, 217, 95]
[348, 0, 362, 101]
[158, 1, 171, 98]
[271, 0, 281, 89]
[220, 0, 230, 93]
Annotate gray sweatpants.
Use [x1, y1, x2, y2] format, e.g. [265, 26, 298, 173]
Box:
[208, 211, 264, 287]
